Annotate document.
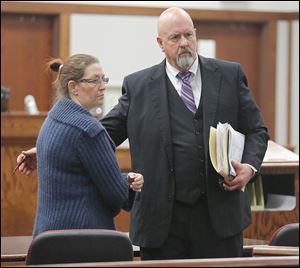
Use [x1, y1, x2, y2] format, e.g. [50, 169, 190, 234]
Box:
[209, 122, 245, 177]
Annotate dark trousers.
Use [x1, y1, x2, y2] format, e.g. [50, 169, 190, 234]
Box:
[140, 196, 243, 260]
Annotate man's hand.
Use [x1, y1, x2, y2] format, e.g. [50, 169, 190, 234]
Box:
[223, 160, 253, 191]
[128, 172, 144, 192]
[15, 147, 37, 176]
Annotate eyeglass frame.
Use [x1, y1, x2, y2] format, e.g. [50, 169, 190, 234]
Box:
[78, 75, 109, 86]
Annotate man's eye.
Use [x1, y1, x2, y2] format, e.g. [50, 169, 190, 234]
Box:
[185, 33, 193, 39]
[170, 35, 179, 41]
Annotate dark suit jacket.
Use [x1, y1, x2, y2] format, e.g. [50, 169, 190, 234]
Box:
[101, 56, 269, 248]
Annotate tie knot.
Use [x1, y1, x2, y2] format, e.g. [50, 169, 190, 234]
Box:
[177, 71, 191, 81]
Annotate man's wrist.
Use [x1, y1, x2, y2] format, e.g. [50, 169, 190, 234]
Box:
[244, 163, 257, 178]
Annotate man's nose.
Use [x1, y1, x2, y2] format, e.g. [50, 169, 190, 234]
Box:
[179, 35, 188, 46]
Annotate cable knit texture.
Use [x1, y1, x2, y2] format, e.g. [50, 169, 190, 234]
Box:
[33, 98, 130, 237]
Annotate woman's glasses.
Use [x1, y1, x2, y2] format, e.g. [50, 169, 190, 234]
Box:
[79, 75, 109, 86]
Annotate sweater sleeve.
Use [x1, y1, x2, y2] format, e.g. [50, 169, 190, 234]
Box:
[77, 129, 129, 213]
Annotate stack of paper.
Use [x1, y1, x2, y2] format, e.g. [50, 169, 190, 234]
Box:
[209, 122, 245, 177]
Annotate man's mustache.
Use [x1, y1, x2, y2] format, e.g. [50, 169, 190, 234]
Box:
[178, 49, 192, 57]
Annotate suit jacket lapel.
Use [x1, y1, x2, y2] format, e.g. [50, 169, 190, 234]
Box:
[148, 60, 174, 169]
[200, 56, 222, 164]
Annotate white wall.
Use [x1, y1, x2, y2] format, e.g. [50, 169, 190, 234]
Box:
[70, 14, 163, 117]
[290, 21, 299, 153]
[275, 20, 299, 153]
[275, 21, 289, 147]
[70, 14, 162, 87]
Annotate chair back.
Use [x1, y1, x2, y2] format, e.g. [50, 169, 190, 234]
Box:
[269, 223, 299, 247]
[26, 229, 133, 265]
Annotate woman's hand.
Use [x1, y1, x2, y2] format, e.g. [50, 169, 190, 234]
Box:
[15, 147, 37, 176]
[128, 172, 144, 192]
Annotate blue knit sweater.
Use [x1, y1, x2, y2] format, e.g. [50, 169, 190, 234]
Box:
[33, 98, 131, 237]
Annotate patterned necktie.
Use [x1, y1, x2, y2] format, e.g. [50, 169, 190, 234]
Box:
[177, 71, 197, 114]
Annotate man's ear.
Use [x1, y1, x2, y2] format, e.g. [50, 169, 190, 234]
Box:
[68, 80, 78, 96]
[156, 37, 164, 52]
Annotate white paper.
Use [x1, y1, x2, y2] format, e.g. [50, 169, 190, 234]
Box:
[228, 124, 245, 176]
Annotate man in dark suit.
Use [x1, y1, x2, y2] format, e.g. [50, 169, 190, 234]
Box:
[17, 7, 269, 260]
[101, 7, 269, 260]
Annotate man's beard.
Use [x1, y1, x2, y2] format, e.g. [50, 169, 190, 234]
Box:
[176, 49, 194, 70]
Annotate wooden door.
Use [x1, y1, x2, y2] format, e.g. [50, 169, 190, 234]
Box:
[195, 21, 262, 113]
[1, 13, 57, 112]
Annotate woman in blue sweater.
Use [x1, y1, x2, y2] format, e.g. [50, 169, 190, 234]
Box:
[29, 54, 143, 237]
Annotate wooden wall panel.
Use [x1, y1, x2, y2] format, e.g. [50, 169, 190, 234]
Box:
[2, 2, 298, 21]
[1, 145, 38, 236]
[195, 21, 260, 101]
[258, 21, 277, 140]
[1, 113, 44, 236]
[195, 20, 277, 140]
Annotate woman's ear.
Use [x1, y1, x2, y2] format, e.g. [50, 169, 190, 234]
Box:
[68, 80, 78, 96]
